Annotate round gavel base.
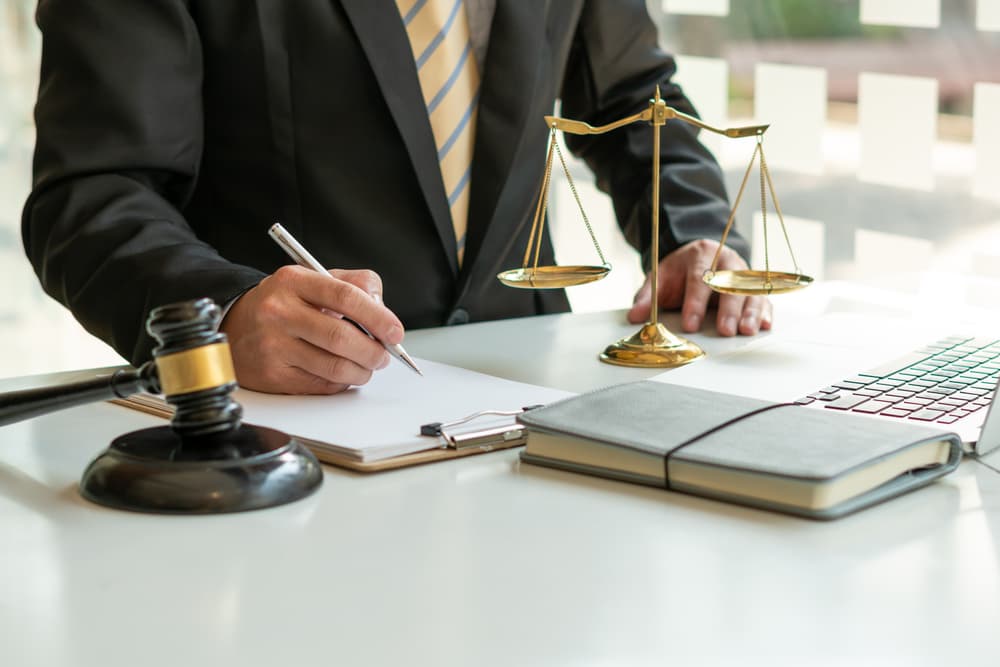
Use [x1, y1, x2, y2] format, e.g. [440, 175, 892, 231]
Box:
[80, 424, 323, 514]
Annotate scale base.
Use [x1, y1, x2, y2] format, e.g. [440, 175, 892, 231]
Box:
[600, 322, 705, 368]
[80, 424, 323, 514]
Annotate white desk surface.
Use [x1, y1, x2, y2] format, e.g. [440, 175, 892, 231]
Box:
[3, 277, 1000, 666]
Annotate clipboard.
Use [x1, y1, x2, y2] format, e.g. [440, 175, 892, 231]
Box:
[111, 397, 539, 472]
[108, 357, 573, 473]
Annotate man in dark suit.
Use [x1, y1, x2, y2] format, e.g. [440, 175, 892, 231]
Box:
[23, 0, 770, 394]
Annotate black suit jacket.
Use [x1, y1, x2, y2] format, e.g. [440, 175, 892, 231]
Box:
[23, 0, 745, 366]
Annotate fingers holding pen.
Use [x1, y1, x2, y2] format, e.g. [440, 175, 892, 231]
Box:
[322, 268, 405, 346]
[267, 224, 423, 374]
[273, 266, 401, 369]
[242, 334, 376, 395]
[281, 336, 377, 390]
[291, 305, 391, 373]
[220, 265, 402, 394]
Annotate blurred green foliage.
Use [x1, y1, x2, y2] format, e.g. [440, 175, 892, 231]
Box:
[727, 0, 898, 39]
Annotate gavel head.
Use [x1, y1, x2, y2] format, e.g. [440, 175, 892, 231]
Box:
[146, 298, 242, 439]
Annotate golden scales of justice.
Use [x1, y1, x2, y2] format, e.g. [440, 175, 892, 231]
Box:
[497, 87, 813, 368]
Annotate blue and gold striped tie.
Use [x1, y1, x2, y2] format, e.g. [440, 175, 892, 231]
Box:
[397, 0, 480, 266]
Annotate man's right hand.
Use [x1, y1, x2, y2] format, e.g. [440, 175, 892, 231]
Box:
[220, 266, 406, 394]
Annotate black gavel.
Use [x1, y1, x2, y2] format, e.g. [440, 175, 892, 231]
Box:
[0, 298, 322, 514]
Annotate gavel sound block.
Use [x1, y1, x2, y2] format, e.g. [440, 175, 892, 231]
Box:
[0, 298, 323, 514]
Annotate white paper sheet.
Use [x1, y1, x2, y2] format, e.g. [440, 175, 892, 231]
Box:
[234, 358, 574, 462]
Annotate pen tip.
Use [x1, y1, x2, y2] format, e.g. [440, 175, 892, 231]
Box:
[398, 348, 423, 376]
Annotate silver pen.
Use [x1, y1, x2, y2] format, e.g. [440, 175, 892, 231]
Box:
[268, 222, 423, 376]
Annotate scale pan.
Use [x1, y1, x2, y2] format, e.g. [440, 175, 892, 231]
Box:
[703, 269, 813, 295]
[497, 265, 609, 289]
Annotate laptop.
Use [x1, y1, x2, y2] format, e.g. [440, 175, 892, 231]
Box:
[656, 312, 1000, 456]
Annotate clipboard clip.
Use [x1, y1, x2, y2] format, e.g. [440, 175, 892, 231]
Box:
[420, 405, 543, 450]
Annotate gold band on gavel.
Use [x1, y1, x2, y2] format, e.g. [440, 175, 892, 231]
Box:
[155, 342, 236, 396]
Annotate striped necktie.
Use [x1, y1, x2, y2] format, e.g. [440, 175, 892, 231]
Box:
[397, 0, 480, 266]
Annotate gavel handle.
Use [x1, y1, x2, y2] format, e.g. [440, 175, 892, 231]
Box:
[0, 363, 160, 427]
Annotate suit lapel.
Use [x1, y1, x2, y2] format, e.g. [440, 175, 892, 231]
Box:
[339, 0, 550, 287]
[340, 0, 459, 276]
[460, 0, 548, 284]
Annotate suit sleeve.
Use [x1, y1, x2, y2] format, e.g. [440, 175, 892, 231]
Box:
[559, 0, 749, 268]
[22, 0, 266, 366]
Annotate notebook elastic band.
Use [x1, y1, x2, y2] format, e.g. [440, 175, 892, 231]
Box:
[662, 402, 798, 490]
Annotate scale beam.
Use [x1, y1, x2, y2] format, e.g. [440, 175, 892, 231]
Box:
[544, 107, 768, 139]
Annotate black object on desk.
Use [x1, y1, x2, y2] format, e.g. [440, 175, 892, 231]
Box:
[0, 298, 323, 514]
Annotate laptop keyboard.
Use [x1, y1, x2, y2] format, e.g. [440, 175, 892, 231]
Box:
[797, 335, 1000, 425]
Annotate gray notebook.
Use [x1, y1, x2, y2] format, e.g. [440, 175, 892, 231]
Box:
[518, 381, 963, 520]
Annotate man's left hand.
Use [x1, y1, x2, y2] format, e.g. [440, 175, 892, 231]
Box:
[627, 239, 773, 336]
